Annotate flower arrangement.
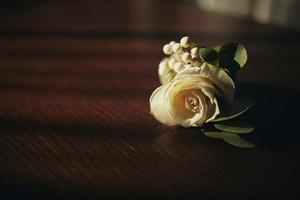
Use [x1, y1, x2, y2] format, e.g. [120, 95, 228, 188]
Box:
[150, 36, 255, 148]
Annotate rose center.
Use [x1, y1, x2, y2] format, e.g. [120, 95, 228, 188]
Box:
[185, 95, 200, 112]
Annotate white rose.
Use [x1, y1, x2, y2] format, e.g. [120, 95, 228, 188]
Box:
[150, 63, 235, 127]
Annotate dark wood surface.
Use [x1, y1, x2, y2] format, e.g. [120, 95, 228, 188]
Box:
[0, 0, 300, 199]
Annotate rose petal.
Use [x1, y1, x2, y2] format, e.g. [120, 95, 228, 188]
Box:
[200, 87, 220, 122]
[170, 90, 194, 124]
[206, 97, 220, 122]
[201, 63, 235, 103]
[177, 63, 235, 103]
[149, 85, 177, 126]
[179, 90, 206, 127]
[201, 87, 215, 104]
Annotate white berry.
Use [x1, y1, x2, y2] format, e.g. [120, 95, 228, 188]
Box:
[163, 44, 172, 55]
[172, 43, 182, 53]
[169, 41, 176, 45]
[180, 36, 191, 48]
[181, 52, 192, 63]
[191, 47, 199, 56]
[192, 57, 202, 67]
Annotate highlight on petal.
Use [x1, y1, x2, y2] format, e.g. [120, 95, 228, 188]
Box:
[149, 85, 177, 126]
[206, 97, 220, 123]
[182, 112, 205, 127]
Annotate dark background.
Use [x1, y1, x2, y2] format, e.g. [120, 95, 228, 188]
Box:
[0, 0, 299, 199]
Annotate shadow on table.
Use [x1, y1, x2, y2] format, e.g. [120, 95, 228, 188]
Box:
[236, 83, 300, 151]
[0, 0, 41, 14]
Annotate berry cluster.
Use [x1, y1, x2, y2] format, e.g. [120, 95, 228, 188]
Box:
[159, 36, 203, 76]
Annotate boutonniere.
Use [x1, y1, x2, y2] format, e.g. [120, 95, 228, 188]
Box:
[150, 36, 255, 148]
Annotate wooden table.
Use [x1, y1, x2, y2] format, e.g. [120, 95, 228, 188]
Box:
[0, 0, 299, 199]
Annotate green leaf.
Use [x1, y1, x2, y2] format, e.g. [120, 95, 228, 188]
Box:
[214, 121, 254, 134]
[220, 43, 248, 68]
[213, 43, 248, 77]
[220, 132, 255, 148]
[204, 131, 222, 139]
[200, 47, 219, 64]
[219, 54, 240, 75]
[233, 44, 248, 68]
[212, 96, 253, 122]
[213, 45, 222, 53]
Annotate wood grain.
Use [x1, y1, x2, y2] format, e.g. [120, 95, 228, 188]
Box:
[0, 0, 300, 199]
